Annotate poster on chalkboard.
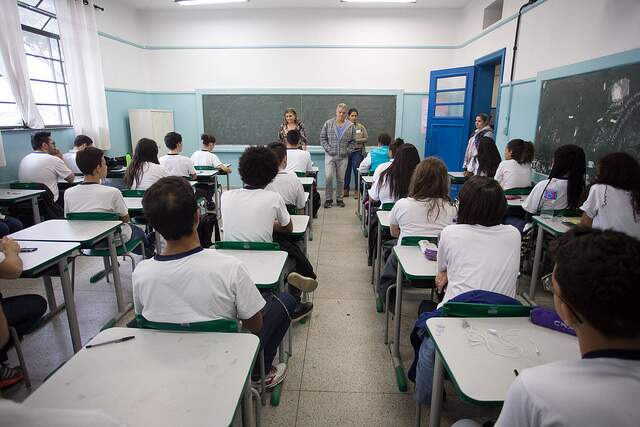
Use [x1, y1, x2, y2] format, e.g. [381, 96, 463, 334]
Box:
[534, 62, 640, 176]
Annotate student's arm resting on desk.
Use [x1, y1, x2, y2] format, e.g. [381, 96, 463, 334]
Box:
[390, 224, 400, 238]
[579, 213, 593, 227]
[273, 194, 292, 233]
[274, 220, 293, 234]
[0, 237, 23, 279]
[435, 229, 449, 292]
[234, 262, 266, 334]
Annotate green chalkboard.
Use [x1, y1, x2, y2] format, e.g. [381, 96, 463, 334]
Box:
[534, 62, 640, 175]
[202, 94, 397, 146]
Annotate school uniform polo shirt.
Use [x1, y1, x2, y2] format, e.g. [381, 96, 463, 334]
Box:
[494, 159, 532, 190]
[190, 150, 223, 168]
[159, 154, 196, 177]
[581, 184, 640, 239]
[133, 247, 265, 323]
[265, 171, 306, 209]
[285, 148, 313, 173]
[130, 162, 170, 190]
[18, 152, 73, 202]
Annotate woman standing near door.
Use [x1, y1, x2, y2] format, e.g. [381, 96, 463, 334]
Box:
[343, 108, 368, 197]
[462, 113, 494, 176]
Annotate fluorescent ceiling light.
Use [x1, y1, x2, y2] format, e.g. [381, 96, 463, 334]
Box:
[175, 0, 248, 6]
[342, 0, 416, 3]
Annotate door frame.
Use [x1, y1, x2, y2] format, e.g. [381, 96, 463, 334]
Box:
[472, 48, 506, 133]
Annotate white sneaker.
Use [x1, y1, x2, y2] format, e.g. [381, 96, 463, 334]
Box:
[287, 272, 318, 292]
[265, 363, 287, 389]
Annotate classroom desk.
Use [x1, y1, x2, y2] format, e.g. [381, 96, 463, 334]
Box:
[425, 317, 579, 427]
[17, 240, 82, 352]
[360, 175, 375, 237]
[124, 197, 143, 214]
[289, 214, 310, 257]
[25, 327, 260, 427]
[506, 195, 526, 208]
[388, 245, 437, 391]
[0, 188, 45, 223]
[106, 167, 126, 179]
[448, 171, 467, 185]
[10, 220, 130, 318]
[528, 215, 573, 300]
[298, 176, 315, 240]
[374, 210, 391, 294]
[196, 169, 221, 218]
[58, 176, 84, 186]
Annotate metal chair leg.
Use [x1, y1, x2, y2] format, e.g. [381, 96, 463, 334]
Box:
[259, 350, 266, 406]
[102, 256, 111, 283]
[251, 387, 262, 427]
[415, 402, 422, 427]
[9, 327, 31, 388]
[384, 284, 396, 345]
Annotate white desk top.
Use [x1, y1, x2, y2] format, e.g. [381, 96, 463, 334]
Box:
[25, 327, 260, 427]
[362, 176, 374, 184]
[211, 249, 287, 286]
[533, 215, 572, 235]
[427, 317, 579, 403]
[298, 177, 314, 186]
[10, 220, 122, 244]
[448, 172, 466, 179]
[377, 210, 391, 228]
[311, 166, 319, 173]
[393, 245, 437, 279]
[506, 196, 526, 207]
[196, 170, 218, 177]
[290, 214, 310, 235]
[58, 176, 84, 184]
[0, 188, 46, 201]
[124, 197, 143, 211]
[17, 240, 80, 276]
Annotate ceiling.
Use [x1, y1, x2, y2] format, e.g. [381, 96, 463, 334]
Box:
[118, 0, 473, 10]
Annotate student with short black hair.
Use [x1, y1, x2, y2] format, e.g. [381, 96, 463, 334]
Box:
[522, 144, 586, 214]
[65, 147, 150, 254]
[358, 132, 393, 174]
[124, 138, 170, 190]
[190, 134, 232, 174]
[159, 132, 196, 180]
[284, 130, 314, 174]
[491, 227, 640, 427]
[266, 142, 306, 212]
[63, 134, 94, 174]
[580, 152, 640, 239]
[133, 176, 295, 389]
[221, 146, 318, 320]
[18, 131, 75, 204]
[495, 138, 534, 190]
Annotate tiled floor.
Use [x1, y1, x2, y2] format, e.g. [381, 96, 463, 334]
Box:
[1, 193, 551, 426]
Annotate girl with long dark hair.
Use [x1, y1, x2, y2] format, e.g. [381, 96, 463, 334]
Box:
[475, 136, 502, 178]
[369, 144, 421, 203]
[123, 138, 169, 190]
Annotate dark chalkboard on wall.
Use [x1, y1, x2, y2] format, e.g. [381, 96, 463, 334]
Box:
[534, 62, 640, 176]
[202, 94, 397, 146]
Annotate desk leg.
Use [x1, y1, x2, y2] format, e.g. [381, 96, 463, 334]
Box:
[58, 259, 82, 353]
[107, 232, 127, 315]
[428, 352, 445, 427]
[214, 175, 221, 221]
[389, 265, 407, 392]
[308, 186, 314, 241]
[241, 378, 255, 427]
[375, 221, 382, 293]
[31, 197, 41, 223]
[43, 276, 57, 311]
[225, 174, 230, 191]
[355, 172, 361, 216]
[529, 223, 544, 300]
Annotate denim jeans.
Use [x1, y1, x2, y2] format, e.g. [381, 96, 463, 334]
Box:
[415, 336, 437, 404]
[256, 292, 296, 373]
[344, 150, 364, 191]
[0, 216, 24, 238]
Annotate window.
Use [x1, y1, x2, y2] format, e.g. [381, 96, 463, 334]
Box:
[482, 0, 503, 30]
[0, 0, 72, 128]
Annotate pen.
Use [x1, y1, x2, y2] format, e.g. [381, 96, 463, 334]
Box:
[86, 335, 135, 349]
[514, 369, 519, 376]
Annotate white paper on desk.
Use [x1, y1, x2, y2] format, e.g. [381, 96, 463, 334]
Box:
[0, 132, 6, 167]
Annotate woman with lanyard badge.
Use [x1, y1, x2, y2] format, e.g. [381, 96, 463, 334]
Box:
[343, 108, 368, 198]
[463, 113, 494, 177]
[278, 108, 309, 148]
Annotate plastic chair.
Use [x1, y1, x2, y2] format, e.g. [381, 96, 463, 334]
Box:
[504, 187, 533, 196]
[214, 241, 280, 251]
[285, 204, 299, 215]
[381, 202, 395, 211]
[120, 189, 145, 198]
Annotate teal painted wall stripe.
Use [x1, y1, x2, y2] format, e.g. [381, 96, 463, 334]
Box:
[97, 0, 548, 51]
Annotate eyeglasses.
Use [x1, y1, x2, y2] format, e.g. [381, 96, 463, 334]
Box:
[544, 273, 583, 324]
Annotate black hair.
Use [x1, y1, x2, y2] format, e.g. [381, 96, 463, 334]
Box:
[268, 141, 287, 164]
[142, 176, 197, 241]
[164, 132, 182, 150]
[201, 134, 216, 146]
[548, 144, 586, 209]
[593, 152, 640, 219]
[506, 139, 534, 164]
[551, 227, 640, 338]
[238, 146, 279, 188]
[476, 136, 501, 178]
[457, 176, 507, 226]
[74, 135, 94, 148]
[348, 108, 358, 116]
[31, 131, 51, 150]
[476, 113, 490, 125]
[286, 129, 300, 145]
[75, 146, 104, 175]
[389, 138, 405, 158]
[377, 144, 421, 200]
[124, 138, 160, 188]
[378, 133, 392, 147]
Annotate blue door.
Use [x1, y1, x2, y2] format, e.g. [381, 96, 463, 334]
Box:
[425, 67, 475, 171]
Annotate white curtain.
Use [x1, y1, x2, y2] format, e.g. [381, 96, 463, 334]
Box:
[0, 0, 45, 129]
[55, 0, 110, 149]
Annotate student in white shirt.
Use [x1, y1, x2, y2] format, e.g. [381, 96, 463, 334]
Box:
[63, 134, 94, 175]
[18, 131, 74, 204]
[159, 132, 196, 180]
[221, 146, 318, 321]
[65, 147, 150, 255]
[495, 139, 534, 190]
[266, 142, 307, 212]
[580, 152, 640, 239]
[367, 143, 420, 265]
[123, 138, 170, 190]
[190, 133, 232, 174]
[378, 157, 457, 299]
[522, 144, 586, 215]
[284, 130, 314, 174]
[491, 228, 640, 427]
[133, 177, 296, 389]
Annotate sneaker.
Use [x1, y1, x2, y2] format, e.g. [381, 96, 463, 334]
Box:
[265, 363, 287, 389]
[324, 200, 333, 209]
[353, 193, 359, 199]
[343, 190, 350, 198]
[291, 301, 313, 321]
[336, 200, 346, 208]
[0, 364, 24, 389]
[287, 272, 318, 292]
